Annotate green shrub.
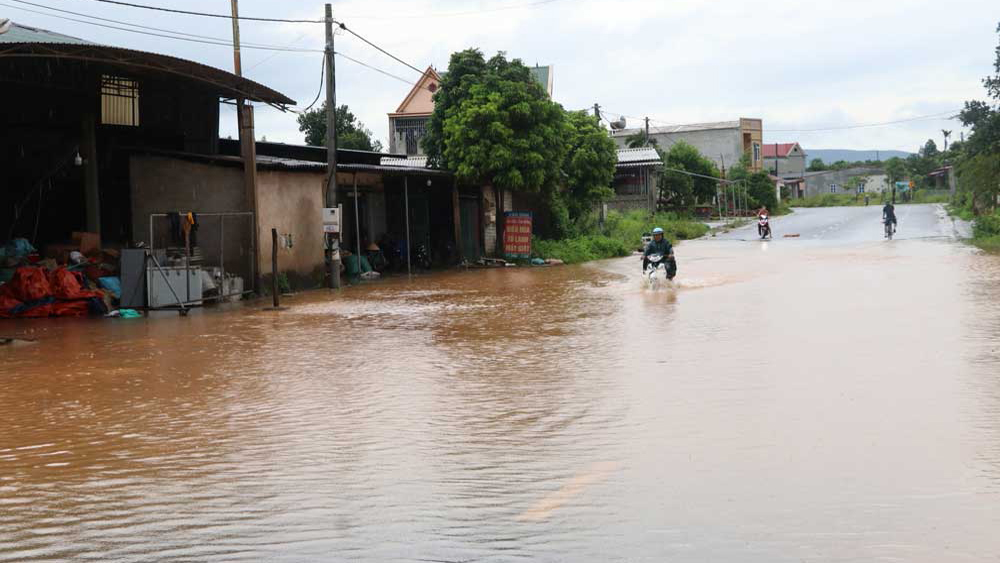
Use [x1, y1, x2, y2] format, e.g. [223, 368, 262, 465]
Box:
[532, 209, 709, 263]
[973, 212, 1000, 238]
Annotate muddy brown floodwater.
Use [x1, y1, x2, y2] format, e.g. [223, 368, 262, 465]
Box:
[3, 231, 1000, 561]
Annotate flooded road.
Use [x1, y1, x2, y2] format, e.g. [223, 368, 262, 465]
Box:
[3, 204, 1000, 562]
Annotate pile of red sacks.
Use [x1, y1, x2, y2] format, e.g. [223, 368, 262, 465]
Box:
[0, 266, 106, 318]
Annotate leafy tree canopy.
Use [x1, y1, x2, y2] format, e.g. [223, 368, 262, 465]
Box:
[427, 49, 567, 193]
[657, 141, 720, 207]
[297, 103, 383, 152]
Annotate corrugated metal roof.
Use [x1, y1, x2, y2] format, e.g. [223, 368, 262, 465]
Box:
[616, 147, 660, 163]
[0, 21, 92, 45]
[0, 21, 294, 105]
[256, 155, 325, 171]
[340, 163, 451, 176]
[381, 156, 429, 168]
[611, 120, 740, 138]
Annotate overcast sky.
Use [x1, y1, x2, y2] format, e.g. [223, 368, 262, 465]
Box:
[6, 0, 999, 152]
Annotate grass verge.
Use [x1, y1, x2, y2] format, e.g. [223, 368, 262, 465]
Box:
[532, 210, 710, 264]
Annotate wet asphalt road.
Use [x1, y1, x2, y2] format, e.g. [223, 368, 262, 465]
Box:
[714, 204, 967, 243]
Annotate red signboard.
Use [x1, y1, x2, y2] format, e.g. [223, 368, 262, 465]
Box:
[503, 212, 532, 259]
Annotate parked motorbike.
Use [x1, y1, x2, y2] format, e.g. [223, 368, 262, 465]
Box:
[412, 242, 432, 270]
[758, 215, 772, 239]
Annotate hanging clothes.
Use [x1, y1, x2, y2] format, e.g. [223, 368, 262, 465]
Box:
[167, 212, 183, 245]
[188, 212, 199, 247]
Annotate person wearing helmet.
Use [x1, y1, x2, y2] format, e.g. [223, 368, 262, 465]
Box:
[643, 227, 677, 279]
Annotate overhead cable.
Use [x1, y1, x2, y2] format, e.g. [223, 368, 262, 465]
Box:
[2, 1, 322, 51]
[768, 110, 962, 132]
[339, 23, 424, 75]
[79, 0, 324, 23]
[337, 0, 564, 20]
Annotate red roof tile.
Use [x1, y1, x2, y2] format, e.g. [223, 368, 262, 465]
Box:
[762, 143, 799, 158]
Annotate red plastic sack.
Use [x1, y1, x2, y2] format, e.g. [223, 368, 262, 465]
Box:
[0, 294, 22, 318]
[4, 267, 52, 302]
[48, 268, 101, 300]
[50, 300, 91, 317]
[18, 303, 54, 318]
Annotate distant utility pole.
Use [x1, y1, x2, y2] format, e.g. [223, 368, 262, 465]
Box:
[644, 117, 650, 146]
[593, 103, 601, 121]
[324, 3, 341, 289]
[231, 0, 260, 290]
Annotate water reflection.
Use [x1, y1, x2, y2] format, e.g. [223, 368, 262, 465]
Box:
[2, 238, 1000, 561]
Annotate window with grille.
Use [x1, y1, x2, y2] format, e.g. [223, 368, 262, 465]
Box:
[101, 75, 139, 127]
[395, 117, 427, 155]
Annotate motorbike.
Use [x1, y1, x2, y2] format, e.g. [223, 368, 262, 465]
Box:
[758, 215, 772, 239]
[412, 242, 432, 270]
[644, 253, 670, 288]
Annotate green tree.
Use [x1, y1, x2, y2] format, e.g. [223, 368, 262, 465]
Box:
[728, 156, 777, 210]
[807, 158, 827, 171]
[561, 110, 617, 221]
[296, 103, 383, 151]
[428, 50, 565, 192]
[423, 49, 489, 165]
[624, 130, 656, 148]
[657, 141, 720, 207]
[425, 49, 617, 239]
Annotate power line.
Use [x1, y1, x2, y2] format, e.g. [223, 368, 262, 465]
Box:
[8, 0, 314, 48]
[247, 32, 310, 72]
[339, 23, 424, 75]
[335, 51, 425, 88]
[337, 0, 564, 20]
[769, 110, 962, 132]
[2, 1, 323, 51]
[77, 0, 324, 23]
[291, 53, 326, 114]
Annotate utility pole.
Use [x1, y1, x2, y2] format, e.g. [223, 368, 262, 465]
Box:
[593, 103, 600, 120]
[324, 3, 341, 289]
[644, 117, 650, 147]
[231, 0, 260, 290]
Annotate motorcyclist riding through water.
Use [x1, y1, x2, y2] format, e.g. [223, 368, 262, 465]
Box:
[643, 227, 677, 280]
[883, 202, 897, 234]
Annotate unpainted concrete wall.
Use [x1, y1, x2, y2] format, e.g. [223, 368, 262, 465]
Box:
[256, 169, 325, 277]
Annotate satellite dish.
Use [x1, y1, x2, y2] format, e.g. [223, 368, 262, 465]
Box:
[0, 19, 12, 34]
[609, 117, 627, 130]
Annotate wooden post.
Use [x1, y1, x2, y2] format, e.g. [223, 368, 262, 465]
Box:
[452, 179, 463, 263]
[494, 184, 504, 258]
[81, 112, 100, 234]
[271, 228, 279, 308]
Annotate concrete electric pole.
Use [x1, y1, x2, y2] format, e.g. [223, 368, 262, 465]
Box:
[325, 3, 341, 288]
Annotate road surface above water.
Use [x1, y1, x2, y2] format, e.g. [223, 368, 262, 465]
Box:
[2, 204, 999, 562]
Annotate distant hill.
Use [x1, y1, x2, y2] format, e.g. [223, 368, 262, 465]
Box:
[803, 149, 912, 164]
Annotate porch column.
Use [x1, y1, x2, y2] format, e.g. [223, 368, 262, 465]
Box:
[81, 112, 100, 234]
[404, 175, 411, 276]
[452, 179, 463, 262]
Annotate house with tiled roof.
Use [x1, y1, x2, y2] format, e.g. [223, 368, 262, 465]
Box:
[763, 142, 806, 179]
[387, 64, 554, 156]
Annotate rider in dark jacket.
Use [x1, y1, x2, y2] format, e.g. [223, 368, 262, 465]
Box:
[643, 227, 677, 279]
[883, 202, 897, 233]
